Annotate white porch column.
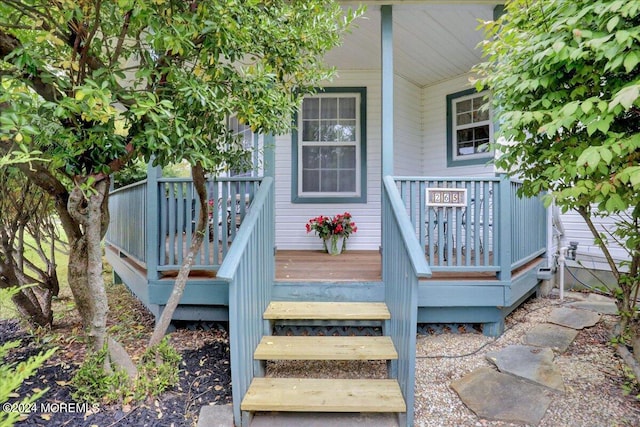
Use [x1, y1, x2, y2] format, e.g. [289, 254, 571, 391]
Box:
[381, 4, 394, 177]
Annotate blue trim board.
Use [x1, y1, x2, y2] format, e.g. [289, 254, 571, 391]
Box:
[291, 87, 368, 204]
[148, 280, 229, 305]
[272, 281, 384, 302]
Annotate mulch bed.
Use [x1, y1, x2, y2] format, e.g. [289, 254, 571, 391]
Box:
[2, 319, 232, 427]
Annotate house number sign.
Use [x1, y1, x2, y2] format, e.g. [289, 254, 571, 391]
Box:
[426, 188, 467, 207]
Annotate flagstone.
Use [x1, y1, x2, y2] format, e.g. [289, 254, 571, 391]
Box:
[523, 323, 578, 353]
[548, 307, 601, 330]
[451, 367, 553, 426]
[486, 345, 564, 391]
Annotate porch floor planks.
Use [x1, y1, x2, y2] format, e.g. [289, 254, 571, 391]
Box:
[254, 336, 398, 360]
[241, 378, 406, 413]
[276, 250, 382, 282]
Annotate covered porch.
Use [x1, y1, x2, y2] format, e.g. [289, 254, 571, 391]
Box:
[104, 2, 544, 425]
[106, 172, 547, 331]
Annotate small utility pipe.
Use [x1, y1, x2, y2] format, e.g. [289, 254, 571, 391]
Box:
[558, 246, 568, 301]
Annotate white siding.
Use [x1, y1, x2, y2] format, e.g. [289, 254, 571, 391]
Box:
[558, 210, 630, 270]
[275, 70, 382, 250]
[394, 75, 423, 175]
[421, 74, 496, 177]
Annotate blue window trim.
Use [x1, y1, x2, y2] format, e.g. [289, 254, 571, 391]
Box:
[446, 88, 494, 168]
[291, 87, 367, 204]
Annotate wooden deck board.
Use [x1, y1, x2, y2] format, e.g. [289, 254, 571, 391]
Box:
[264, 302, 390, 320]
[276, 250, 382, 282]
[241, 378, 406, 412]
[254, 336, 398, 360]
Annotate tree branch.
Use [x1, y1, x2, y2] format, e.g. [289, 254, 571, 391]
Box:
[577, 206, 620, 281]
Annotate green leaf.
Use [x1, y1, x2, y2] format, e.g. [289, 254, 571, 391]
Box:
[580, 99, 593, 114]
[600, 147, 612, 165]
[607, 16, 620, 32]
[623, 51, 639, 73]
[605, 194, 627, 212]
[610, 84, 640, 110]
[577, 148, 600, 168]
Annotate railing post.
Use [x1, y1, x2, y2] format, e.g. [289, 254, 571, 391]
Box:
[496, 174, 512, 282]
[146, 160, 161, 282]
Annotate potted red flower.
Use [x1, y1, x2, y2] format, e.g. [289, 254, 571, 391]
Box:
[305, 212, 357, 255]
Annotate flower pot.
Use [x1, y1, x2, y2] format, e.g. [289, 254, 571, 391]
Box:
[323, 235, 345, 255]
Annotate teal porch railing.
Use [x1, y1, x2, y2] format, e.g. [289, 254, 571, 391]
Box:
[106, 175, 263, 274]
[216, 177, 274, 427]
[382, 176, 432, 427]
[106, 179, 148, 263]
[394, 176, 546, 276]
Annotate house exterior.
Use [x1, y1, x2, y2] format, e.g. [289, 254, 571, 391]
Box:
[103, 1, 612, 425]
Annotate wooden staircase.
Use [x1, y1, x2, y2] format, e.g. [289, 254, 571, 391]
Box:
[241, 301, 406, 418]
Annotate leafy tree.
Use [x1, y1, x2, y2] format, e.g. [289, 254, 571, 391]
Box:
[0, 167, 63, 327]
[474, 0, 640, 355]
[0, 0, 361, 377]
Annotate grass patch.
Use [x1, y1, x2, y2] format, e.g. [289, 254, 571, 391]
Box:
[0, 228, 72, 321]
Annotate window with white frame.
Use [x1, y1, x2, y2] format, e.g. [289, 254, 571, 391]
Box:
[447, 90, 493, 166]
[227, 115, 257, 176]
[294, 89, 365, 201]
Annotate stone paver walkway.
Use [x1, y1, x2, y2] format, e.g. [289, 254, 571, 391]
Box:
[451, 292, 617, 426]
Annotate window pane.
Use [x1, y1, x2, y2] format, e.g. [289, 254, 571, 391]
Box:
[336, 121, 356, 142]
[457, 129, 473, 143]
[321, 147, 338, 168]
[320, 170, 338, 192]
[320, 120, 338, 141]
[302, 146, 320, 168]
[303, 98, 319, 119]
[456, 112, 472, 126]
[339, 98, 356, 119]
[474, 108, 489, 122]
[321, 98, 338, 119]
[338, 170, 356, 192]
[475, 125, 489, 141]
[458, 143, 474, 156]
[302, 170, 320, 192]
[456, 99, 472, 113]
[472, 96, 486, 110]
[337, 146, 356, 168]
[302, 120, 319, 142]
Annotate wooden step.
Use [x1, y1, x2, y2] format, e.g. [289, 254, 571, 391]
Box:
[264, 302, 390, 321]
[241, 378, 406, 412]
[254, 336, 398, 360]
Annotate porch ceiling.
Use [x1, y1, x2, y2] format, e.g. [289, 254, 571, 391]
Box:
[327, 3, 497, 87]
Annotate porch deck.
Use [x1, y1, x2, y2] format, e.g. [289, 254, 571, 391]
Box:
[275, 250, 499, 282]
[106, 173, 548, 333]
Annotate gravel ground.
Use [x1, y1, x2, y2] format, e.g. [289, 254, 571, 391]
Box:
[269, 294, 640, 427]
[4, 291, 640, 426]
[414, 294, 640, 427]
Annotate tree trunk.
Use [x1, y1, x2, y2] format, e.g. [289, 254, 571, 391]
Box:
[85, 181, 110, 354]
[148, 163, 208, 347]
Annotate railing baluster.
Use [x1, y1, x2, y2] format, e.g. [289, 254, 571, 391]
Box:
[391, 176, 546, 275]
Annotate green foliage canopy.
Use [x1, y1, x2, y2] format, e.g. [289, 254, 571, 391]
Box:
[475, 0, 640, 334]
[0, 0, 362, 177]
[475, 0, 640, 216]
